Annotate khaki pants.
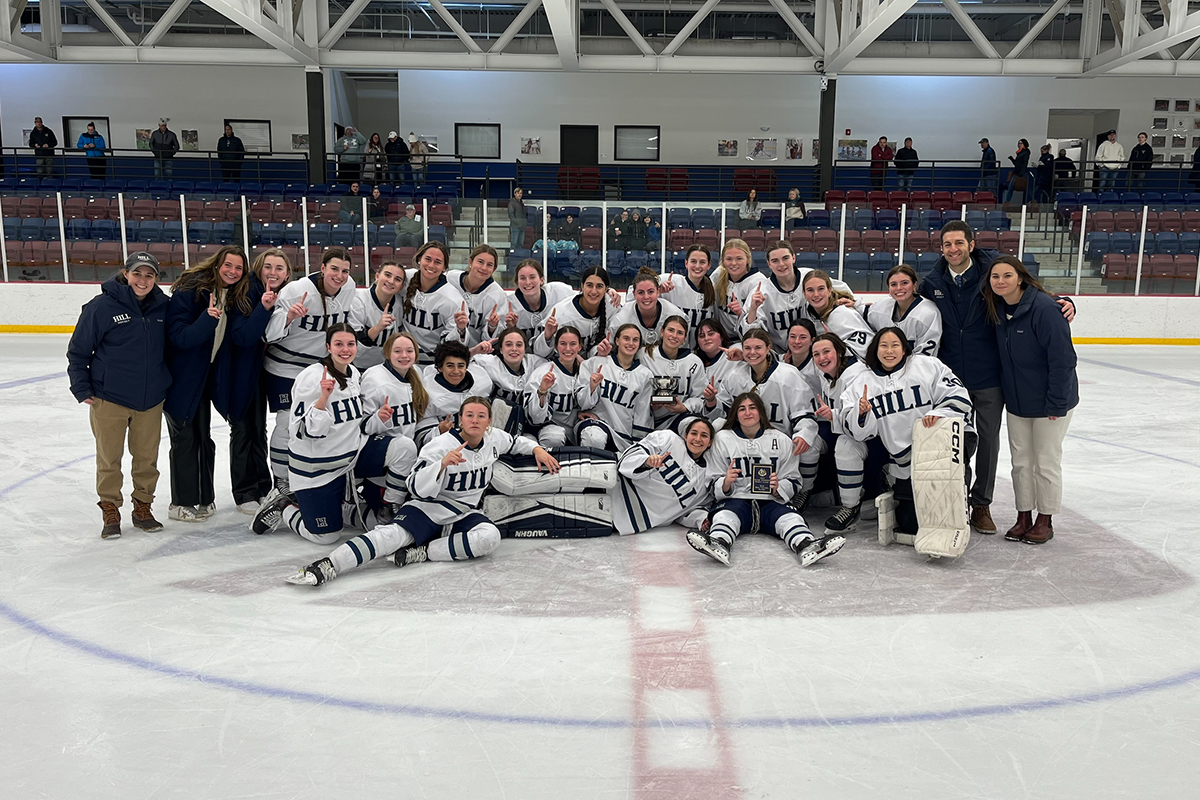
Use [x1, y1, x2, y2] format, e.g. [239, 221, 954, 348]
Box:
[1006, 410, 1073, 516]
[89, 398, 164, 506]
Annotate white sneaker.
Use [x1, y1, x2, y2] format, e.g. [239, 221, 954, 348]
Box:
[169, 504, 202, 522]
[237, 500, 261, 515]
[195, 503, 216, 520]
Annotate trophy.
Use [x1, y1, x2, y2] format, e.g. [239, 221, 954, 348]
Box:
[750, 464, 774, 495]
[652, 375, 680, 405]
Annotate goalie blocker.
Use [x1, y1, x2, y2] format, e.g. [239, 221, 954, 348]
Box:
[878, 417, 970, 558]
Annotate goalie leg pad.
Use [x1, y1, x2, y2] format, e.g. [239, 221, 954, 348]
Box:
[911, 417, 970, 558]
[483, 493, 614, 539]
[490, 446, 618, 496]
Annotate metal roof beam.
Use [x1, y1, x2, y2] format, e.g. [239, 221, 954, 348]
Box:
[597, 0, 656, 56]
[490, 0, 544, 54]
[196, 0, 317, 63]
[825, 0, 921, 72]
[141, 0, 192, 47]
[1086, 6, 1200, 71]
[939, 0, 1000, 58]
[427, 0, 485, 53]
[661, 0, 721, 56]
[317, 0, 370, 48]
[81, 0, 135, 46]
[765, 0, 824, 56]
[542, 0, 579, 69]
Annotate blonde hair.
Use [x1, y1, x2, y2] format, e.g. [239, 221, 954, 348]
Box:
[382, 331, 429, 418]
[251, 247, 294, 292]
[714, 238, 753, 306]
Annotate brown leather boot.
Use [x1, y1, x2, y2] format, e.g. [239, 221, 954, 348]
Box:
[98, 501, 121, 540]
[1023, 513, 1054, 544]
[970, 504, 997, 534]
[1004, 511, 1033, 542]
[132, 499, 164, 532]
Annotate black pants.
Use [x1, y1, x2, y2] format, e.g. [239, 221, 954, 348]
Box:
[227, 383, 272, 504]
[221, 163, 243, 181]
[338, 161, 361, 182]
[87, 159, 106, 179]
[166, 390, 216, 508]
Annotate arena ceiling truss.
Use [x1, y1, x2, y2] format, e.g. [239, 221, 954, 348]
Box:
[1, 0, 1199, 75]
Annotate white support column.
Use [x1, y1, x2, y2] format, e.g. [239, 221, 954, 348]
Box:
[960, 204, 967, 221]
[241, 195, 251, 254]
[720, 204, 727, 249]
[56, 192, 70, 282]
[362, 195, 370, 282]
[1074, 205, 1087, 296]
[117, 191, 129, 263]
[0, 214, 8, 283]
[837, 202, 847, 282]
[180, 194, 190, 270]
[1133, 204, 1148, 295]
[1017, 204, 1027, 259]
[898, 203, 907, 259]
[601, 200, 608, 268]
[422, 198, 429, 243]
[302, 195, 312, 271]
[661, 201, 668, 275]
[542, 201, 549, 272]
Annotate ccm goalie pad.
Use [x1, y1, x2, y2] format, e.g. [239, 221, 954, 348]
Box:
[911, 417, 970, 558]
[483, 494, 614, 539]
[490, 446, 617, 496]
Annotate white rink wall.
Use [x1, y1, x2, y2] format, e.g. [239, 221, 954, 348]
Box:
[1, 282, 1198, 342]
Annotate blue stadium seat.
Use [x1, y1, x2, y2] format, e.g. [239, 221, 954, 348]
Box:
[1108, 232, 1134, 255]
[874, 210, 899, 231]
[138, 221, 163, 243]
[1141, 192, 1163, 209]
[985, 211, 1011, 231]
[1083, 232, 1110, 258]
[161, 222, 184, 244]
[794, 251, 819, 270]
[1180, 232, 1200, 256]
[211, 222, 236, 244]
[1155, 231, 1180, 255]
[259, 223, 286, 246]
[19, 218, 45, 241]
[965, 210, 986, 231]
[818, 252, 841, 274]
[2, 218, 19, 240]
[805, 210, 830, 229]
[66, 219, 92, 240]
[283, 225, 306, 246]
[91, 219, 118, 242]
[916, 252, 940, 273]
[188, 221, 214, 244]
[308, 223, 332, 246]
[426, 225, 447, 244]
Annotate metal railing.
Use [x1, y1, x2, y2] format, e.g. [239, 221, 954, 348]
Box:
[3, 147, 310, 184]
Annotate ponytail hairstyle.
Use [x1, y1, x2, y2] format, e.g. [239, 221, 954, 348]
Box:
[579, 265, 611, 342]
[320, 322, 357, 390]
[741, 328, 776, 370]
[316, 246, 352, 316]
[724, 391, 773, 434]
[382, 330, 429, 418]
[647, 315, 690, 358]
[802, 269, 839, 320]
[633, 266, 660, 294]
[683, 244, 716, 308]
[714, 238, 752, 307]
[174, 244, 252, 315]
[403, 241, 451, 316]
[812, 332, 852, 383]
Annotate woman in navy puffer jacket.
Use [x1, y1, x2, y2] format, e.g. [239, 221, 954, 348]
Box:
[983, 255, 1079, 546]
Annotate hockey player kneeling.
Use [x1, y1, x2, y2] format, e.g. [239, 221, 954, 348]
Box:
[287, 397, 559, 586]
[612, 418, 719, 535]
[841, 328, 973, 559]
[687, 392, 844, 567]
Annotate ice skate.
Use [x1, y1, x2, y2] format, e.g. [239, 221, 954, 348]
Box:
[251, 488, 295, 534]
[389, 544, 428, 567]
[799, 534, 846, 567]
[824, 504, 860, 534]
[686, 528, 730, 566]
[286, 557, 336, 586]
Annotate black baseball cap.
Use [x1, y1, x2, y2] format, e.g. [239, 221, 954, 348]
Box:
[124, 251, 160, 275]
[978, 138, 989, 144]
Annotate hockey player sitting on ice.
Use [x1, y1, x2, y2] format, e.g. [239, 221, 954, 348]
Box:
[577, 323, 655, 452]
[744, 241, 854, 352]
[446, 245, 509, 347]
[399, 242, 464, 365]
[358, 331, 427, 522]
[707, 329, 821, 505]
[710, 239, 764, 337]
[252, 324, 414, 544]
[694, 318, 744, 421]
[416, 341, 494, 447]
[865, 264, 942, 358]
[653, 245, 717, 348]
[263, 247, 358, 492]
[527, 326, 587, 449]
[535, 266, 621, 358]
[612, 418, 718, 535]
[801, 269, 875, 360]
[469, 327, 545, 436]
[349, 260, 405, 370]
[608, 268, 685, 348]
[640, 315, 706, 432]
[504, 259, 574, 348]
[686, 392, 845, 567]
[287, 396, 560, 586]
[835, 327, 973, 537]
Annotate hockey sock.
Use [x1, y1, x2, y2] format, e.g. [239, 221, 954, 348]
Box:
[269, 410, 290, 480]
[778, 512, 815, 552]
[328, 523, 415, 574]
[708, 510, 740, 547]
[427, 523, 501, 562]
[797, 448, 821, 491]
[579, 426, 608, 450]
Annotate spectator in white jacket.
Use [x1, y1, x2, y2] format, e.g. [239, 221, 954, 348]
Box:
[1095, 130, 1125, 191]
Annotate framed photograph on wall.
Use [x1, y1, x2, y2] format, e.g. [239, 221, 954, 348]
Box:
[615, 126, 660, 161]
[717, 139, 738, 157]
[455, 123, 501, 159]
[1152, 117, 1169, 130]
[1155, 99, 1170, 112]
[63, 116, 110, 149]
[180, 130, 198, 151]
[746, 138, 777, 160]
[838, 139, 868, 160]
[785, 138, 803, 160]
[224, 119, 272, 152]
[1176, 100, 1192, 113]
[135, 128, 153, 150]
[1151, 135, 1167, 148]
[1170, 153, 1186, 163]
[519, 137, 541, 156]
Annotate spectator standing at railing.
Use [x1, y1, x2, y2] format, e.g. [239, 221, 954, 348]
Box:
[29, 117, 57, 177]
[978, 138, 998, 193]
[217, 124, 245, 182]
[78, 122, 107, 179]
[1053, 149, 1076, 192]
[1004, 139, 1031, 206]
[508, 186, 528, 251]
[150, 118, 180, 179]
[1095, 129, 1124, 191]
[385, 131, 409, 184]
[1129, 132, 1153, 191]
[363, 132, 385, 185]
[408, 133, 429, 184]
[870, 137, 893, 191]
[335, 126, 368, 182]
[894, 138, 918, 190]
[394, 204, 423, 248]
[1034, 144, 1055, 204]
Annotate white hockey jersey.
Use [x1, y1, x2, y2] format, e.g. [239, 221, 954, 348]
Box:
[416, 364, 495, 446]
[805, 303, 875, 360]
[535, 295, 623, 358]
[713, 359, 819, 445]
[698, 350, 742, 421]
[577, 354, 656, 449]
[472, 353, 545, 409]
[446, 270, 510, 347]
[611, 430, 717, 535]
[865, 296, 942, 357]
[264, 274, 358, 378]
[401, 269, 464, 363]
[712, 267, 765, 338]
[287, 362, 387, 491]
[348, 285, 402, 369]
[510, 282, 574, 349]
[840, 354, 973, 476]
[815, 361, 868, 435]
[746, 267, 857, 352]
[406, 428, 540, 525]
[526, 357, 586, 429]
[359, 361, 422, 441]
[659, 276, 715, 349]
[607, 298, 686, 348]
[641, 345, 707, 423]
[710, 427, 802, 504]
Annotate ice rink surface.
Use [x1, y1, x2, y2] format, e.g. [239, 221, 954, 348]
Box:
[3, 335, 1200, 799]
